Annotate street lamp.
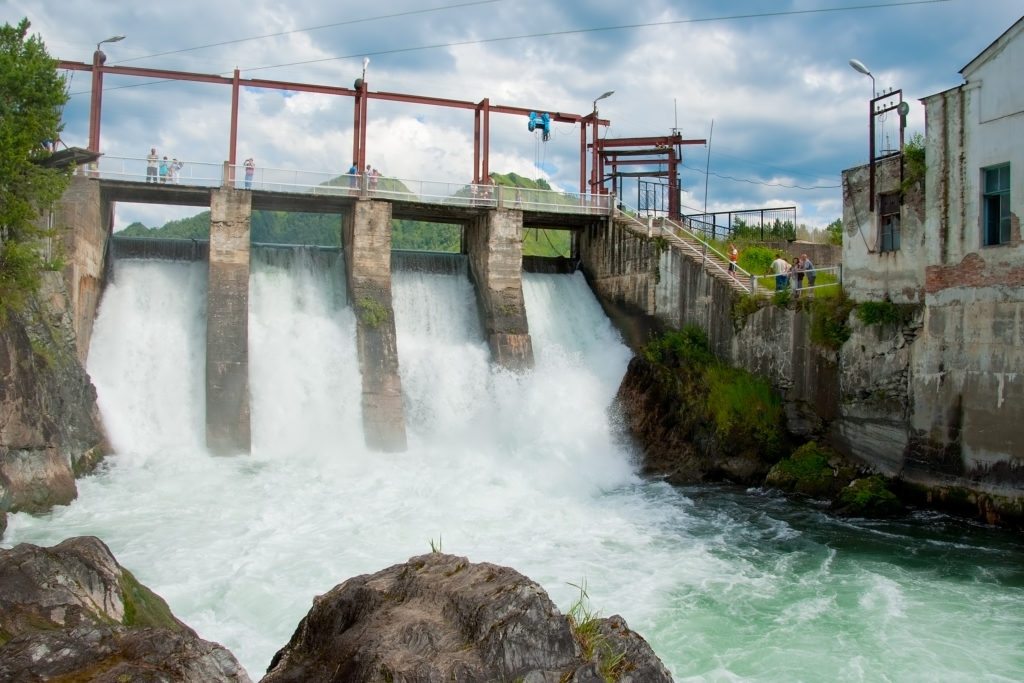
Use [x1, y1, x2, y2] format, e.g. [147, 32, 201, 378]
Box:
[96, 34, 125, 57]
[362, 57, 370, 81]
[592, 90, 615, 115]
[89, 35, 125, 153]
[848, 58, 874, 98]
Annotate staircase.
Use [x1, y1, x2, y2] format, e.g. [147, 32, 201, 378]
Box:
[614, 212, 761, 295]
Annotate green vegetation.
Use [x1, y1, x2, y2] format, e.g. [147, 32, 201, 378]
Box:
[705, 363, 785, 456]
[825, 218, 843, 245]
[118, 570, 181, 630]
[766, 442, 855, 498]
[0, 19, 71, 321]
[118, 171, 572, 257]
[901, 132, 926, 193]
[429, 535, 443, 553]
[837, 475, 902, 517]
[731, 217, 796, 241]
[809, 294, 855, 349]
[564, 582, 626, 682]
[643, 325, 786, 459]
[357, 297, 388, 328]
[855, 300, 921, 327]
[729, 292, 763, 330]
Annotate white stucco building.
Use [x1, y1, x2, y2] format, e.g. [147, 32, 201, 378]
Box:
[841, 16, 1023, 492]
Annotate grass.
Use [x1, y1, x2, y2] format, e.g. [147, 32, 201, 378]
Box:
[564, 582, 627, 682]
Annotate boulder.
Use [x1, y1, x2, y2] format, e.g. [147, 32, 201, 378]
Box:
[263, 552, 673, 682]
[0, 536, 250, 682]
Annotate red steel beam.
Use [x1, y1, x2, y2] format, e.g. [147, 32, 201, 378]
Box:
[59, 59, 609, 186]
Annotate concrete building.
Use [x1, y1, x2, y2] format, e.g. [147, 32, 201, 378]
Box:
[842, 17, 1024, 481]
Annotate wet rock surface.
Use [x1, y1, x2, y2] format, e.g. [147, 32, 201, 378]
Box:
[0, 536, 251, 682]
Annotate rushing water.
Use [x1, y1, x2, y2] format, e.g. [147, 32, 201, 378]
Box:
[4, 253, 1024, 682]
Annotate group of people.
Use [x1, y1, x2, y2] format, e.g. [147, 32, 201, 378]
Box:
[347, 163, 381, 193]
[146, 148, 184, 184]
[770, 252, 816, 293]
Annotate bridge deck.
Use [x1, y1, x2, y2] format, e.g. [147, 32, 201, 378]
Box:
[95, 178, 607, 230]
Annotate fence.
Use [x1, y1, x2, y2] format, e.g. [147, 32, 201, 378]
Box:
[683, 207, 798, 241]
[83, 156, 613, 216]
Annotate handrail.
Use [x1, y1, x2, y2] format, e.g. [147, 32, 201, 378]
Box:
[83, 155, 613, 217]
[615, 204, 758, 294]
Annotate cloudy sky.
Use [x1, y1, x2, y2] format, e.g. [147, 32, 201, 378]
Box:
[7, 0, 1022, 230]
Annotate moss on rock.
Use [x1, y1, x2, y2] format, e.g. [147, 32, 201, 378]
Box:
[836, 475, 902, 517]
[765, 442, 838, 498]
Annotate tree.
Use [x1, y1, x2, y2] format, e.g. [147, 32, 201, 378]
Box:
[825, 218, 843, 245]
[0, 18, 70, 319]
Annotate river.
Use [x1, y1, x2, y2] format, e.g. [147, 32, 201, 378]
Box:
[4, 252, 1023, 681]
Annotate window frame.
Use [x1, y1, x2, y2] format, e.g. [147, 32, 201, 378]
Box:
[982, 164, 1011, 247]
[878, 191, 901, 253]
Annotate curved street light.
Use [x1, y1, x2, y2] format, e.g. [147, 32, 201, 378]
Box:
[96, 34, 125, 54]
[593, 90, 615, 114]
[848, 58, 874, 98]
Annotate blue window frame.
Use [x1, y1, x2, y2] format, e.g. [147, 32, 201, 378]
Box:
[983, 164, 1011, 246]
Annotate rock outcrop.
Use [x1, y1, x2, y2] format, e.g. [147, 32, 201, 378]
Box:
[1, 540, 673, 682]
[0, 272, 107, 534]
[0, 535, 250, 682]
[264, 551, 673, 682]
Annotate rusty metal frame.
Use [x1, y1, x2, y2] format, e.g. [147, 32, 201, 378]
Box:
[61, 59, 608, 193]
[591, 134, 705, 219]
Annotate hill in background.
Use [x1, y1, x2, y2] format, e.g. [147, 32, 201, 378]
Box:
[118, 172, 569, 257]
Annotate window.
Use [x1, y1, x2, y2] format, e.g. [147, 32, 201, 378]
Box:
[983, 164, 1011, 246]
[879, 192, 901, 252]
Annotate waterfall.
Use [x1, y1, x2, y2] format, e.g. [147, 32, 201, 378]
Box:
[4, 253, 1023, 682]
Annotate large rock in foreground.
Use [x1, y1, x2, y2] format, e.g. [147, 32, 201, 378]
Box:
[264, 552, 673, 682]
[0, 536, 250, 682]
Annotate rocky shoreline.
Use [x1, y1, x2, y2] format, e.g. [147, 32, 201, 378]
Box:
[0, 537, 672, 682]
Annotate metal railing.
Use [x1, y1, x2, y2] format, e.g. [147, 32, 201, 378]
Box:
[754, 264, 843, 295]
[81, 156, 613, 216]
[615, 204, 759, 294]
[684, 206, 798, 241]
[615, 204, 845, 297]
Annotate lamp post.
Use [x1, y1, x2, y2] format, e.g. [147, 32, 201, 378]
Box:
[89, 35, 125, 153]
[850, 58, 877, 203]
[848, 58, 874, 97]
[589, 91, 614, 196]
[592, 90, 615, 115]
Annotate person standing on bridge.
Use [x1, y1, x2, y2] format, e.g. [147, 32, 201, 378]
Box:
[348, 162, 358, 193]
[146, 148, 158, 183]
[244, 158, 255, 190]
[159, 156, 169, 183]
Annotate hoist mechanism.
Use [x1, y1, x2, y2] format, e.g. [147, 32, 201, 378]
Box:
[528, 112, 551, 141]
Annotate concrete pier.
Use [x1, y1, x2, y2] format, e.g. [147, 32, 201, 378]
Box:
[342, 200, 407, 452]
[465, 208, 534, 371]
[53, 175, 110, 363]
[206, 188, 252, 454]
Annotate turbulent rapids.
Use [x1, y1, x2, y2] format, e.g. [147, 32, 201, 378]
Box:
[4, 252, 1023, 681]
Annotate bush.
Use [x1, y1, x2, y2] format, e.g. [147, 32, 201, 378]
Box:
[855, 300, 921, 327]
[810, 295, 854, 349]
[738, 245, 775, 276]
[704, 364, 785, 458]
[643, 324, 714, 367]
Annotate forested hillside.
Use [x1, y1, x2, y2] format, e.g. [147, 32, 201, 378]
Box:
[118, 172, 571, 256]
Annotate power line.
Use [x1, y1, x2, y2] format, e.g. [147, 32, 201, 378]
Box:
[232, 0, 954, 73]
[109, 1, 502, 65]
[681, 163, 841, 190]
